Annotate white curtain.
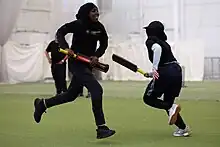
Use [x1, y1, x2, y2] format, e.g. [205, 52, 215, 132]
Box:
[0, 0, 23, 82]
[0, 0, 205, 83]
[0, 0, 23, 45]
[173, 39, 205, 81]
[3, 41, 44, 84]
[0, 46, 5, 82]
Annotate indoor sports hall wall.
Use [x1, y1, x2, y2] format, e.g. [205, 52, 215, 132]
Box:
[100, 39, 205, 81]
[100, 0, 206, 81]
[0, 0, 219, 83]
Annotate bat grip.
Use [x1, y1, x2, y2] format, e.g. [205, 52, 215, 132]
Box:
[137, 68, 153, 78]
[137, 68, 146, 75]
[59, 48, 77, 58]
[59, 48, 68, 54]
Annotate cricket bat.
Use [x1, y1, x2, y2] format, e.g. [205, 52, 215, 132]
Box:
[59, 49, 109, 73]
[112, 54, 152, 77]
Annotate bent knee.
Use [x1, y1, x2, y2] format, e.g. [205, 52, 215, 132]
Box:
[143, 92, 157, 106]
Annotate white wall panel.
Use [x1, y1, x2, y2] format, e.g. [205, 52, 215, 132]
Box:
[15, 10, 51, 32]
[184, 0, 220, 56]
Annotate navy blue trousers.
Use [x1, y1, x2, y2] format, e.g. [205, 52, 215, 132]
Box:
[143, 63, 186, 129]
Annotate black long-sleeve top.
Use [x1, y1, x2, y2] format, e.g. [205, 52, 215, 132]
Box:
[56, 20, 108, 58]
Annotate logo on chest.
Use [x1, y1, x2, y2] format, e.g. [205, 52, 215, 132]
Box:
[86, 30, 101, 36]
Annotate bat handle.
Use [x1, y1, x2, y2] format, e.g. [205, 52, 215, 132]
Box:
[137, 68, 153, 78]
[59, 48, 68, 54]
[137, 68, 146, 75]
[59, 48, 77, 58]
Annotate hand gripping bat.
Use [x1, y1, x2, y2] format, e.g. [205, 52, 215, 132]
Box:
[112, 54, 152, 78]
[59, 49, 109, 73]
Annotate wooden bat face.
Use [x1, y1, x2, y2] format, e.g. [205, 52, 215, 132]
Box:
[112, 54, 138, 72]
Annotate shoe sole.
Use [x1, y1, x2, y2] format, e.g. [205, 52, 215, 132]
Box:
[97, 130, 116, 139]
[169, 105, 181, 125]
[173, 132, 191, 137]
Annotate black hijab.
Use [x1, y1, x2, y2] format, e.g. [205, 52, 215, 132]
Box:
[144, 21, 167, 41]
[75, 2, 98, 23]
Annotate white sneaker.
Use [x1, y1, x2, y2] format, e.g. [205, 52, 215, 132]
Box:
[168, 104, 181, 125]
[173, 126, 191, 137]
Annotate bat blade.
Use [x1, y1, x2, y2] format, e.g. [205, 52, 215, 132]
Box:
[112, 54, 151, 77]
[112, 54, 138, 72]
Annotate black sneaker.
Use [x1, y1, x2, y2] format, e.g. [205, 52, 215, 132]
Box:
[96, 126, 116, 139]
[33, 98, 46, 123]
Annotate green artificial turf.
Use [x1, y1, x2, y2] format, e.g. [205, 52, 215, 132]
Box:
[0, 81, 219, 147]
